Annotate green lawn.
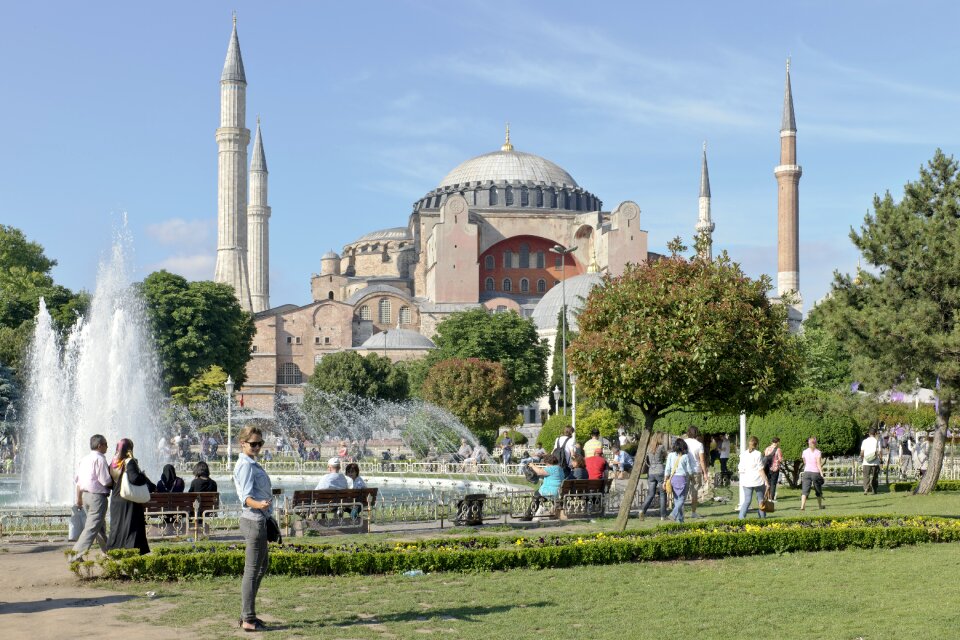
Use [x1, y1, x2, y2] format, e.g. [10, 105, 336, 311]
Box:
[101, 486, 960, 639]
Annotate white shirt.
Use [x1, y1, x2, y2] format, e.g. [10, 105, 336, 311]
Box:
[719, 438, 731, 458]
[75, 450, 112, 495]
[553, 436, 577, 463]
[738, 449, 766, 488]
[348, 476, 367, 490]
[861, 436, 880, 465]
[315, 472, 348, 490]
[684, 437, 704, 473]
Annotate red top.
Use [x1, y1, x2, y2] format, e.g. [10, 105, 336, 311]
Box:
[584, 456, 608, 480]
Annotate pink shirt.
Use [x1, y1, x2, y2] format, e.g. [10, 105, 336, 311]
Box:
[802, 447, 821, 473]
[75, 450, 112, 494]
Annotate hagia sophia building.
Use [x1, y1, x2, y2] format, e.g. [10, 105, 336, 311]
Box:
[211, 19, 802, 420]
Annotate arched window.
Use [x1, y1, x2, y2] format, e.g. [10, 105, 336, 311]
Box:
[536, 251, 545, 268]
[378, 298, 392, 324]
[520, 187, 529, 206]
[327, 291, 334, 300]
[485, 255, 495, 270]
[399, 306, 412, 325]
[489, 186, 498, 205]
[537, 279, 546, 293]
[485, 277, 495, 291]
[505, 186, 514, 206]
[503, 250, 513, 269]
[519, 243, 530, 268]
[277, 362, 303, 385]
[359, 305, 371, 321]
[546, 188, 556, 208]
[503, 278, 512, 292]
[536, 188, 544, 207]
[520, 278, 529, 293]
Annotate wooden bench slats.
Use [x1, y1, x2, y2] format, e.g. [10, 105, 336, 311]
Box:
[291, 488, 378, 508]
[144, 492, 220, 515]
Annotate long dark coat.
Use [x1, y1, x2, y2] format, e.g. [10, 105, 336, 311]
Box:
[106, 458, 155, 554]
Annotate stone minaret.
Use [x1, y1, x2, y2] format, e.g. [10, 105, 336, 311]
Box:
[213, 15, 252, 311]
[775, 59, 801, 304]
[248, 117, 270, 313]
[695, 142, 714, 260]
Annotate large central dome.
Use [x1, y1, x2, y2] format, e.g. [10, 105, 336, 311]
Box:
[438, 149, 579, 189]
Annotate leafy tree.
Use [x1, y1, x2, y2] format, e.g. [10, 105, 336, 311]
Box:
[813, 150, 960, 493]
[420, 358, 514, 440]
[139, 271, 255, 389]
[0, 324, 32, 375]
[576, 407, 621, 446]
[428, 309, 549, 406]
[396, 358, 431, 399]
[170, 365, 229, 405]
[536, 413, 572, 449]
[0, 361, 19, 417]
[307, 351, 408, 402]
[567, 241, 803, 529]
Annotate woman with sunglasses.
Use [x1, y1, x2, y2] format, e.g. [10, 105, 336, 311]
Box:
[233, 425, 273, 632]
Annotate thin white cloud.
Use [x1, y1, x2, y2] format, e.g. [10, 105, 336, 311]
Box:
[149, 254, 214, 281]
[146, 218, 212, 246]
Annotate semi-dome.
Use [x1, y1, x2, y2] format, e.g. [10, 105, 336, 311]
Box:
[321, 250, 340, 260]
[531, 273, 604, 332]
[359, 328, 436, 350]
[349, 226, 411, 245]
[438, 149, 579, 189]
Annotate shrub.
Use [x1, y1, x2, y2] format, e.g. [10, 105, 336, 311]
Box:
[576, 408, 620, 446]
[655, 412, 739, 436]
[84, 515, 960, 580]
[889, 480, 960, 493]
[536, 414, 572, 449]
[499, 430, 527, 446]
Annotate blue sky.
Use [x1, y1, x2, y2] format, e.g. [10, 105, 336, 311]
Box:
[2, 1, 958, 310]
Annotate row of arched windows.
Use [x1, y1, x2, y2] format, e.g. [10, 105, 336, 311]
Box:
[485, 247, 546, 270]
[357, 300, 412, 325]
[485, 277, 547, 294]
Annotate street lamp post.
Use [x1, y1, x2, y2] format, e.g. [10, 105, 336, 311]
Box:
[569, 373, 578, 434]
[225, 375, 235, 468]
[552, 385, 561, 415]
[550, 244, 577, 415]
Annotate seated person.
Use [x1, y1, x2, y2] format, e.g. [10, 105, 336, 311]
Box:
[520, 454, 565, 520]
[569, 453, 589, 480]
[344, 462, 367, 519]
[584, 448, 609, 480]
[155, 464, 185, 493]
[188, 461, 218, 492]
[315, 457, 349, 489]
[519, 446, 547, 470]
[610, 443, 634, 478]
[455, 438, 473, 463]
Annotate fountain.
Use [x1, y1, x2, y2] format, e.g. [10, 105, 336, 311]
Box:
[20, 225, 162, 505]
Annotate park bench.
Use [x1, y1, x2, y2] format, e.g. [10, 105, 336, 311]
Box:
[143, 492, 220, 537]
[290, 488, 378, 535]
[557, 479, 610, 520]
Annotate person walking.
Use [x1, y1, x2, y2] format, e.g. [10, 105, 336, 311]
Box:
[860, 427, 882, 495]
[639, 432, 667, 520]
[799, 436, 825, 510]
[234, 425, 273, 632]
[915, 434, 932, 479]
[106, 439, 156, 555]
[763, 437, 784, 501]
[738, 436, 770, 519]
[718, 433, 731, 480]
[501, 433, 513, 466]
[683, 426, 709, 518]
[664, 438, 694, 522]
[71, 434, 113, 559]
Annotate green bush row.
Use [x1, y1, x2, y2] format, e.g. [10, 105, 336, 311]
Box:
[88, 516, 960, 580]
[888, 480, 960, 493]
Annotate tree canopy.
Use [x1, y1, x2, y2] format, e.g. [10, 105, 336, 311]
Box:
[170, 364, 230, 406]
[420, 358, 515, 440]
[812, 150, 960, 492]
[567, 243, 803, 529]
[427, 308, 549, 406]
[306, 350, 408, 402]
[139, 270, 255, 390]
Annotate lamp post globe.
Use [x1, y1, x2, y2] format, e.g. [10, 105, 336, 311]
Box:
[552, 385, 561, 415]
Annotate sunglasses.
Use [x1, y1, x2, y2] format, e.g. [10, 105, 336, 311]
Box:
[245, 441, 264, 448]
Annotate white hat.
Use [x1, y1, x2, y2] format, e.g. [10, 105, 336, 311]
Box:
[328, 457, 341, 467]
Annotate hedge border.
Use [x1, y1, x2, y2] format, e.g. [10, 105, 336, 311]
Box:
[81, 515, 960, 581]
[888, 480, 960, 493]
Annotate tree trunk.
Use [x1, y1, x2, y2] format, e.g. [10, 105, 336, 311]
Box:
[613, 413, 655, 531]
[784, 460, 802, 489]
[916, 395, 951, 495]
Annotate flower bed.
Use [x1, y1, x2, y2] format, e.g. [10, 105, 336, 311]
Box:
[888, 480, 960, 493]
[81, 515, 960, 581]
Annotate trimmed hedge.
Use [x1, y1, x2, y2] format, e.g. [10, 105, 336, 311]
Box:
[82, 515, 960, 581]
[889, 480, 960, 493]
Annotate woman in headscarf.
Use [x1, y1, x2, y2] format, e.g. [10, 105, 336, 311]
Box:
[156, 464, 185, 493]
[106, 438, 156, 554]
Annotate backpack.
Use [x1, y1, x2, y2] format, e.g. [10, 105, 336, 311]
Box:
[552, 436, 572, 473]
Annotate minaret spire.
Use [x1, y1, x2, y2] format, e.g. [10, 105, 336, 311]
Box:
[248, 118, 271, 312]
[214, 15, 252, 311]
[775, 57, 802, 316]
[695, 141, 715, 260]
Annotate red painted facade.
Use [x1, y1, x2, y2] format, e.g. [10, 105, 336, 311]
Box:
[479, 235, 582, 296]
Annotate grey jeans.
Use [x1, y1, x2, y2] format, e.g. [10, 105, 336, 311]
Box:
[240, 517, 269, 623]
[72, 492, 109, 554]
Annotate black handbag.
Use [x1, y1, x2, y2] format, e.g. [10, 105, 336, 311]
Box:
[266, 516, 282, 543]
